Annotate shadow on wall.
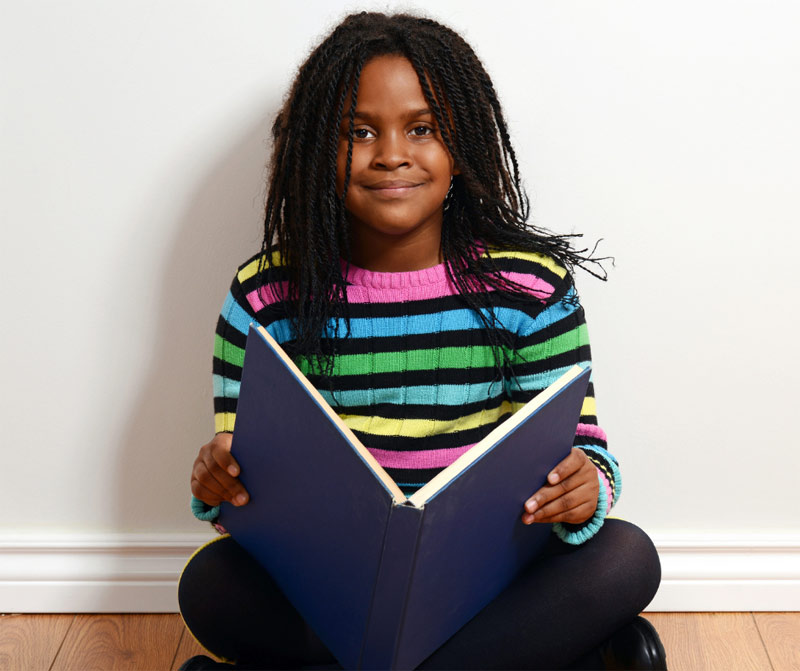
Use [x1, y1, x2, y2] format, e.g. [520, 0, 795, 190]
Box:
[111, 106, 279, 540]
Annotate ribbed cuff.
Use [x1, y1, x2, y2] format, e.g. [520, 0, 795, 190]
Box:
[191, 495, 220, 522]
[552, 471, 609, 545]
[579, 445, 622, 510]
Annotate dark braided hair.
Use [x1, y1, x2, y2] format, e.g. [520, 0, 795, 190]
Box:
[260, 11, 608, 378]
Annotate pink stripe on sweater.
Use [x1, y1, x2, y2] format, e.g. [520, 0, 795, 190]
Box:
[368, 444, 474, 470]
[245, 266, 555, 308]
[575, 423, 607, 442]
[246, 284, 289, 311]
[501, 272, 555, 302]
[344, 282, 460, 304]
[344, 261, 449, 289]
[343, 271, 555, 304]
[248, 281, 462, 307]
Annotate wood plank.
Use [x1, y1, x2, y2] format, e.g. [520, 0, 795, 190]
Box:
[51, 614, 184, 670]
[754, 612, 800, 671]
[6, 611, 790, 671]
[0, 614, 75, 671]
[644, 613, 773, 671]
[171, 626, 223, 671]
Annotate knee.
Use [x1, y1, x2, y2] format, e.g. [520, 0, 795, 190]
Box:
[178, 535, 232, 622]
[607, 520, 661, 611]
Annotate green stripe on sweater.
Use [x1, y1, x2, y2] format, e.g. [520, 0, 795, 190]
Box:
[298, 345, 499, 377]
[214, 334, 245, 367]
[515, 324, 589, 363]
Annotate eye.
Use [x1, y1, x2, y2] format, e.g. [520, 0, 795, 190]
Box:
[410, 125, 434, 137]
[353, 127, 375, 140]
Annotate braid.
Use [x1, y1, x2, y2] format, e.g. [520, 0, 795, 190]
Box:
[260, 11, 609, 377]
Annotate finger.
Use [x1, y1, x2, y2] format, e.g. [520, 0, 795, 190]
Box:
[194, 460, 250, 506]
[192, 462, 229, 500]
[201, 448, 244, 492]
[190, 479, 223, 507]
[545, 448, 587, 486]
[523, 474, 593, 518]
[524, 468, 585, 514]
[525, 481, 597, 524]
[531, 499, 597, 525]
[524, 481, 566, 515]
[522, 493, 596, 525]
[524, 454, 597, 517]
[210, 437, 241, 477]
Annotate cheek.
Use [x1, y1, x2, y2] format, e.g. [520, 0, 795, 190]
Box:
[423, 144, 456, 181]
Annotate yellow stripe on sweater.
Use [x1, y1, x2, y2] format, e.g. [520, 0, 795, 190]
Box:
[214, 412, 236, 434]
[217, 399, 591, 438]
[238, 251, 283, 283]
[340, 401, 516, 438]
[483, 249, 568, 279]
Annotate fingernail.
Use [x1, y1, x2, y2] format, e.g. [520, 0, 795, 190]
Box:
[235, 494, 248, 506]
[228, 466, 239, 476]
[525, 500, 537, 513]
[549, 472, 559, 484]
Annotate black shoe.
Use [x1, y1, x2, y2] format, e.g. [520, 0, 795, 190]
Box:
[178, 655, 233, 670]
[597, 616, 667, 670]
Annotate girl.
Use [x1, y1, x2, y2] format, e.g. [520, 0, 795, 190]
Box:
[179, 11, 665, 671]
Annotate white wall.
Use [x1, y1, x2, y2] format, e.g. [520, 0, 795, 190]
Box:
[2, 1, 799, 610]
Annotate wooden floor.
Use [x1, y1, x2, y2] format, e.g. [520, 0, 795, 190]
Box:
[0, 612, 798, 670]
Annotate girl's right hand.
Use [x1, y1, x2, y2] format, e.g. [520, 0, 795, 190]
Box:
[190, 432, 250, 507]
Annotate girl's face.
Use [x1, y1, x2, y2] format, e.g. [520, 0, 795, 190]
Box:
[336, 55, 457, 269]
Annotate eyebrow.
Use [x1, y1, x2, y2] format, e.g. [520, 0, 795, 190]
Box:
[350, 108, 434, 121]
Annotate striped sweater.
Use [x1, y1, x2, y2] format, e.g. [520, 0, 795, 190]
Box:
[195, 248, 621, 545]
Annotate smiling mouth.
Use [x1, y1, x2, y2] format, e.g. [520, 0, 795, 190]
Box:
[364, 181, 423, 197]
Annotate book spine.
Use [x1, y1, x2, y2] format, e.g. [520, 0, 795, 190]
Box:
[359, 503, 424, 670]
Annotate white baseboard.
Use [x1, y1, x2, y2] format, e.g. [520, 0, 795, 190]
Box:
[1, 533, 798, 613]
[647, 533, 800, 611]
[0, 533, 213, 613]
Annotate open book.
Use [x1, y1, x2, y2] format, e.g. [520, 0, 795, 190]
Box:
[218, 325, 591, 670]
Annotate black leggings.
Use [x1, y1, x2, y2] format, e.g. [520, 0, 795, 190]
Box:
[178, 519, 660, 670]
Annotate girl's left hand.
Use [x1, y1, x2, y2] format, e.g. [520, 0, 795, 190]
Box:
[521, 448, 599, 525]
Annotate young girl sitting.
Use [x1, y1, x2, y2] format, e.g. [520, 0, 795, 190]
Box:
[179, 11, 666, 671]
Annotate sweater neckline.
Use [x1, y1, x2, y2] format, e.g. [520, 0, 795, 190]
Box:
[341, 258, 450, 289]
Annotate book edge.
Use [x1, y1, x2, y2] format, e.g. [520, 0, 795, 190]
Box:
[407, 364, 588, 507]
[253, 324, 407, 503]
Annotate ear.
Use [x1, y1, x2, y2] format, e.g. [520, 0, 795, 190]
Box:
[451, 165, 461, 176]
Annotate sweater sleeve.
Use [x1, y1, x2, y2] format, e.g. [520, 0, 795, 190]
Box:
[508, 269, 621, 545]
[552, 372, 622, 545]
[191, 264, 265, 523]
[212, 268, 264, 433]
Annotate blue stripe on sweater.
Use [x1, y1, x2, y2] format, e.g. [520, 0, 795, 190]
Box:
[317, 380, 506, 407]
[218, 294, 293, 343]
[511, 366, 579, 392]
[214, 375, 505, 406]
[215, 370, 584, 407]
[515, 288, 580, 338]
[221, 301, 580, 341]
[221, 292, 257, 335]
[213, 374, 240, 399]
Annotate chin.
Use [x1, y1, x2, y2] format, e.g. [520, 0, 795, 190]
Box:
[356, 215, 424, 236]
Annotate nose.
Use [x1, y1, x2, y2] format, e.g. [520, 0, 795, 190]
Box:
[372, 130, 411, 170]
